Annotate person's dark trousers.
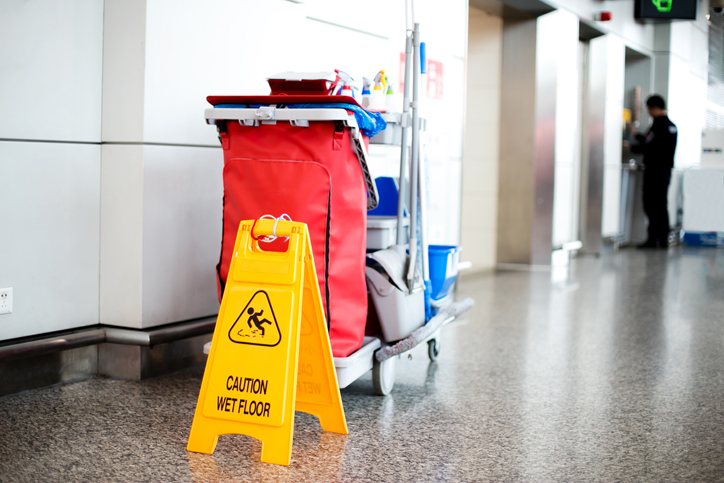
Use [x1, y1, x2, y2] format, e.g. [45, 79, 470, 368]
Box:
[642, 169, 672, 247]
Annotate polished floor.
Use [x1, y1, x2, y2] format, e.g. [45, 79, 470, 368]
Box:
[1, 246, 724, 482]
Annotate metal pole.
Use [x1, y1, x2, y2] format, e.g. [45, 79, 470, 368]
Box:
[406, 22, 421, 289]
[418, 140, 430, 282]
[396, 33, 413, 245]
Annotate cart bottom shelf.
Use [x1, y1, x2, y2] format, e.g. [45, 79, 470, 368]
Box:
[333, 336, 381, 388]
[202, 336, 382, 390]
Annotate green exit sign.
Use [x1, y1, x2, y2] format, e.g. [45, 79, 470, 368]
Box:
[635, 0, 698, 19]
[651, 0, 672, 12]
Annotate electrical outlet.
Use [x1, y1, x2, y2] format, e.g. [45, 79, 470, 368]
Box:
[0, 287, 12, 315]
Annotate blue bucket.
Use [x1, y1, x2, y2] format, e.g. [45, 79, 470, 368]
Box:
[428, 245, 461, 301]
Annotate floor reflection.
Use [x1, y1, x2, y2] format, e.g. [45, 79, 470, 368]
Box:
[3, 248, 724, 481]
[187, 430, 348, 482]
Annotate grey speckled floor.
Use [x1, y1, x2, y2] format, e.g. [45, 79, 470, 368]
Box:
[2, 246, 724, 482]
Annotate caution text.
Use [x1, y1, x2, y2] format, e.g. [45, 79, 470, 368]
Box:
[226, 376, 268, 395]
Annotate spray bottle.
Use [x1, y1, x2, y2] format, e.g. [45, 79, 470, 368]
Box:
[336, 70, 355, 98]
[385, 77, 397, 112]
[369, 70, 387, 111]
[330, 69, 355, 97]
[361, 77, 371, 108]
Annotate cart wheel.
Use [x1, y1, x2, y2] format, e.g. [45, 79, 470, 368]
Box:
[372, 355, 397, 396]
[428, 338, 440, 362]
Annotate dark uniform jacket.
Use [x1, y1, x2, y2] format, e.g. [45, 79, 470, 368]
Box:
[631, 115, 677, 172]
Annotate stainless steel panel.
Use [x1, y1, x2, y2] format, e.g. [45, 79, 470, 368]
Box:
[141, 333, 211, 379]
[580, 37, 606, 255]
[0, 318, 215, 394]
[98, 343, 141, 380]
[104, 316, 216, 346]
[619, 167, 634, 243]
[0, 329, 105, 362]
[498, 11, 577, 265]
[530, 12, 560, 265]
[99, 333, 211, 381]
[0, 345, 98, 397]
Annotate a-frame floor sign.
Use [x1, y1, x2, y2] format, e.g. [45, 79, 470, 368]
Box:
[187, 219, 348, 466]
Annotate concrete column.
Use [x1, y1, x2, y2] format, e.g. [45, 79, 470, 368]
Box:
[100, 0, 222, 329]
[461, 7, 503, 272]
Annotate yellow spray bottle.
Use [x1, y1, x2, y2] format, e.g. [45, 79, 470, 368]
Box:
[369, 70, 387, 111]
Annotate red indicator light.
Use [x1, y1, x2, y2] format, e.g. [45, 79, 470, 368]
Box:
[594, 11, 613, 21]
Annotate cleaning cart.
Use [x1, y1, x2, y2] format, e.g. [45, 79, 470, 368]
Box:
[204, 25, 472, 396]
[359, 22, 473, 394]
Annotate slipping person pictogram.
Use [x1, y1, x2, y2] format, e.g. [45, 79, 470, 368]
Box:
[228, 290, 282, 346]
[246, 307, 272, 336]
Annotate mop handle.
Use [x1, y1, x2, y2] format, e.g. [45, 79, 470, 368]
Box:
[396, 33, 414, 245]
[406, 23, 421, 289]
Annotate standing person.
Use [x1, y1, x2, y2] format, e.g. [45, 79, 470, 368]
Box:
[630, 94, 677, 248]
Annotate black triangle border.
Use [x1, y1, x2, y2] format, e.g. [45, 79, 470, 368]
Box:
[228, 290, 282, 347]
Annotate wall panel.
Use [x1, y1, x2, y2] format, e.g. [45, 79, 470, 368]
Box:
[0, 0, 103, 142]
[0, 141, 100, 340]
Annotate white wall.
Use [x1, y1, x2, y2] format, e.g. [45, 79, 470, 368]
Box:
[0, 0, 103, 340]
[143, 0, 467, 241]
[0, 142, 101, 340]
[648, 5, 710, 228]
[100, 0, 226, 329]
[1, 0, 469, 338]
[655, 10, 709, 169]
[0, 0, 103, 142]
[98, 144, 223, 329]
[412, 2, 468, 245]
[101, 0, 468, 329]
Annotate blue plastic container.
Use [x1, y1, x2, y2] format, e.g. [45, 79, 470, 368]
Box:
[428, 245, 461, 301]
[684, 231, 719, 247]
[367, 176, 406, 217]
[683, 232, 723, 247]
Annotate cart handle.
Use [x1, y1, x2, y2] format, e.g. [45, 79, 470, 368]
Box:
[205, 107, 353, 123]
[206, 107, 379, 210]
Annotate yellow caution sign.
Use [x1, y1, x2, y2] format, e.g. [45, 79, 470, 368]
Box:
[187, 219, 348, 466]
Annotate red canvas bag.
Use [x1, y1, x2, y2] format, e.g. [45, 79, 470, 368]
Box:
[210, 96, 373, 357]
